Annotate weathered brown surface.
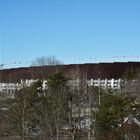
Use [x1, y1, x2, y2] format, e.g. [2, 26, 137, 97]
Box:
[0, 62, 140, 83]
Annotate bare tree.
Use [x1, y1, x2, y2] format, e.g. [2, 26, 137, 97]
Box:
[122, 71, 140, 99]
[6, 87, 36, 140]
[66, 66, 92, 140]
[31, 56, 62, 66]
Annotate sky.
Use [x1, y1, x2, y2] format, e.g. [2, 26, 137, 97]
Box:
[0, 0, 140, 68]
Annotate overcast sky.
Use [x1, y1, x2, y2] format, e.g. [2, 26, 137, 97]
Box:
[0, 0, 140, 68]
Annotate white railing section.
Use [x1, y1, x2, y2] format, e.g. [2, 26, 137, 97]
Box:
[0, 78, 122, 94]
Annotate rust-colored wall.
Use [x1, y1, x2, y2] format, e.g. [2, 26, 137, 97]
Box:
[0, 62, 140, 83]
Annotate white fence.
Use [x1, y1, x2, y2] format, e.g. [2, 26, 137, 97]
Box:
[69, 79, 122, 89]
[0, 79, 122, 94]
[0, 79, 35, 94]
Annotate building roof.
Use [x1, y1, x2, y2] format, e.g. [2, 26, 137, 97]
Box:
[124, 117, 140, 127]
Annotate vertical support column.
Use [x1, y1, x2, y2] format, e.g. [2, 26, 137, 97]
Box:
[111, 79, 114, 89]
